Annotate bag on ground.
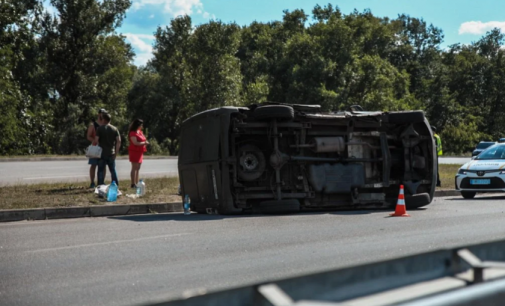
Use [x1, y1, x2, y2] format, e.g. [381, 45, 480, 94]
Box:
[95, 184, 122, 198]
[86, 145, 102, 159]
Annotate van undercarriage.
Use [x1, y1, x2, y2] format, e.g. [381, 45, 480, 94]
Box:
[178, 104, 437, 214]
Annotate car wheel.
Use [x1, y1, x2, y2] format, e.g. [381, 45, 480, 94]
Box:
[388, 111, 425, 124]
[259, 199, 300, 214]
[461, 191, 476, 199]
[254, 105, 294, 121]
[237, 144, 266, 181]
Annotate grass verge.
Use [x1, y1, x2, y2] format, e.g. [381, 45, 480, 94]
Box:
[439, 164, 460, 190]
[0, 165, 461, 211]
[0, 177, 181, 210]
[438, 164, 462, 189]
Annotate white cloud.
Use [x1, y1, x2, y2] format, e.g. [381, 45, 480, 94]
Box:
[459, 21, 505, 35]
[42, 0, 58, 16]
[149, 14, 155, 18]
[124, 33, 155, 66]
[134, 52, 155, 66]
[131, 0, 212, 18]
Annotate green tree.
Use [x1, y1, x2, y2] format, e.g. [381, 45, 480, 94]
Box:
[140, 16, 194, 154]
[39, 0, 133, 154]
[389, 15, 444, 96]
[0, 0, 46, 154]
[0, 46, 30, 155]
[186, 20, 243, 111]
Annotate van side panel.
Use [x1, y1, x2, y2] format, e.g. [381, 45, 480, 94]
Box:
[178, 108, 242, 213]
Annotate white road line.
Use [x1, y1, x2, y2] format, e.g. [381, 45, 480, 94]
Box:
[26, 233, 190, 253]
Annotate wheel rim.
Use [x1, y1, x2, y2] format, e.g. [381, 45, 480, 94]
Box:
[242, 153, 259, 171]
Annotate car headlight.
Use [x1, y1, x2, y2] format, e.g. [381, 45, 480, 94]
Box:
[458, 169, 467, 175]
[500, 171, 505, 175]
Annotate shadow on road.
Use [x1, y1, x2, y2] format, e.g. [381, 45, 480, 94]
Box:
[108, 208, 407, 222]
[326, 210, 388, 216]
[448, 195, 505, 201]
[108, 212, 288, 222]
[109, 213, 227, 222]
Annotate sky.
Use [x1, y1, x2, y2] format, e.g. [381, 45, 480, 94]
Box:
[49, 0, 505, 66]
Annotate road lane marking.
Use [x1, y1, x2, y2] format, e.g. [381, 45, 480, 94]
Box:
[26, 233, 190, 253]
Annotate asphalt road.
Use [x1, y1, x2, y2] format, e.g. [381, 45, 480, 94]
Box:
[2, 195, 505, 306]
[0, 159, 179, 186]
[0, 157, 467, 186]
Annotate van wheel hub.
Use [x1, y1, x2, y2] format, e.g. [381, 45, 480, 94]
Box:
[237, 144, 266, 181]
[242, 153, 259, 170]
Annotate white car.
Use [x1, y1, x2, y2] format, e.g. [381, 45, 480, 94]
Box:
[455, 143, 505, 199]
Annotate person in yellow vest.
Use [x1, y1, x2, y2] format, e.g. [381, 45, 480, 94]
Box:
[432, 126, 442, 187]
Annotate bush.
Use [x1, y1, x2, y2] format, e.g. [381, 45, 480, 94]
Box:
[161, 138, 176, 155]
[441, 116, 489, 155]
[146, 138, 164, 155]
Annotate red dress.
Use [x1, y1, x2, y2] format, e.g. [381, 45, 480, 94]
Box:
[128, 130, 147, 163]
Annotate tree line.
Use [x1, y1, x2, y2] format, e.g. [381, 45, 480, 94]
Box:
[1, 1, 504, 156]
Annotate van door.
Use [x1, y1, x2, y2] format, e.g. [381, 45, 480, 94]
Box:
[178, 113, 221, 210]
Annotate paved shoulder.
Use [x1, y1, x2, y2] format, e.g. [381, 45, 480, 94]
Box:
[2, 195, 505, 306]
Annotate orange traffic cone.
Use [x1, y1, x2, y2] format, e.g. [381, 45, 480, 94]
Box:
[390, 185, 410, 217]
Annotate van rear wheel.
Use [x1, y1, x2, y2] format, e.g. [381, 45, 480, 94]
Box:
[254, 105, 294, 121]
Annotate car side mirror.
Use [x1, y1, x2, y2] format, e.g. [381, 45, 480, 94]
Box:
[471, 156, 476, 160]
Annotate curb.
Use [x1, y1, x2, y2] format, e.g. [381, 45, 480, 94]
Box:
[0, 203, 183, 222]
[434, 190, 460, 197]
[0, 190, 462, 222]
[0, 156, 177, 162]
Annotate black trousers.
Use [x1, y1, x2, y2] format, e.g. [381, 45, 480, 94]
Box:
[436, 156, 441, 187]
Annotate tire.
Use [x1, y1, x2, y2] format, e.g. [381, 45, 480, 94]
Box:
[405, 193, 431, 209]
[254, 105, 294, 121]
[259, 199, 300, 214]
[237, 144, 266, 181]
[388, 111, 425, 124]
[461, 191, 476, 199]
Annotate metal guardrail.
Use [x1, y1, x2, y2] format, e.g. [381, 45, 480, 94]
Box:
[146, 239, 505, 306]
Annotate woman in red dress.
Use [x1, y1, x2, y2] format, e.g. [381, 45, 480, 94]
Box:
[128, 119, 149, 188]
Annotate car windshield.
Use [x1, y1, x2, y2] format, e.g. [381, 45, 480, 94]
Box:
[477, 142, 495, 149]
[476, 145, 505, 160]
